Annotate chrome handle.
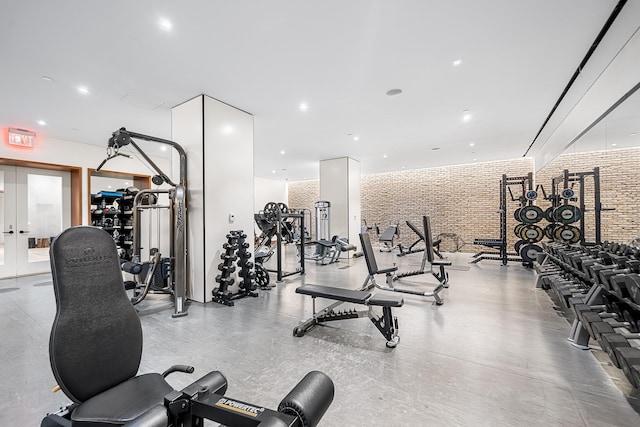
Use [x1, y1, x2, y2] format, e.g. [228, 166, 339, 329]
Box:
[19, 230, 30, 234]
[2, 230, 14, 234]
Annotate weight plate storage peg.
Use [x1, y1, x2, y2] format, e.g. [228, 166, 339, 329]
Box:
[513, 208, 522, 222]
[519, 205, 544, 224]
[561, 188, 575, 199]
[525, 190, 538, 201]
[553, 204, 581, 224]
[514, 239, 526, 254]
[520, 244, 543, 263]
[514, 224, 525, 237]
[544, 223, 557, 240]
[544, 207, 554, 222]
[519, 224, 544, 243]
[554, 225, 581, 244]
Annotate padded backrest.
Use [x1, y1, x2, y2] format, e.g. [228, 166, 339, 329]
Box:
[406, 220, 425, 240]
[422, 216, 434, 263]
[49, 226, 143, 403]
[359, 233, 379, 275]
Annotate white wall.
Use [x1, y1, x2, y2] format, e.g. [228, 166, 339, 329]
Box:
[254, 177, 287, 213]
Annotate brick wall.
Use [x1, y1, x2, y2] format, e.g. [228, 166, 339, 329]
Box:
[536, 147, 640, 244]
[287, 180, 320, 239]
[287, 148, 640, 252]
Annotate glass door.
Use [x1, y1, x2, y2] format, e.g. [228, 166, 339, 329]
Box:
[0, 166, 17, 278]
[15, 167, 71, 276]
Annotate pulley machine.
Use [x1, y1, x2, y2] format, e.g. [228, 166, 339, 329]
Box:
[97, 127, 188, 318]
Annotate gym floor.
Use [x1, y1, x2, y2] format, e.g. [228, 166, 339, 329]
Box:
[2, 247, 640, 426]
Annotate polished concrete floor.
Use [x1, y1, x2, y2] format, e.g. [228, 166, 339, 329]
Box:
[2, 247, 640, 426]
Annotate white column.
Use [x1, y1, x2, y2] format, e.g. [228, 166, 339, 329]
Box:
[319, 157, 361, 250]
[172, 95, 254, 303]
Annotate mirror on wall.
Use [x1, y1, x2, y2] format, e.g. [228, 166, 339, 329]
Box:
[87, 169, 150, 221]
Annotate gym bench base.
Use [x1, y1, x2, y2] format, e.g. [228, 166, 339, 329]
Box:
[294, 284, 403, 348]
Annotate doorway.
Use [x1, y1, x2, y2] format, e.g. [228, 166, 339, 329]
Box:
[0, 165, 71, 278]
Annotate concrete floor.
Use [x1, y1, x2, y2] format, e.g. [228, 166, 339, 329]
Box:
[1, 248, 639, 426]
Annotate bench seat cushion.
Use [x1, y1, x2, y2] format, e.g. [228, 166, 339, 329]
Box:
[296, 285, 370, 304]
[368, 294, 404, 307]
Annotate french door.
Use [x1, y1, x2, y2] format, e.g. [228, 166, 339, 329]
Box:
[0, 166, 70, 278]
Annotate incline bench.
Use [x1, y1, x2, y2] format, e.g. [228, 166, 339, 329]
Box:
[294, 284, 404, 348]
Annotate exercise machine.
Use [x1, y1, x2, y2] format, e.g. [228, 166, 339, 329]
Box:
[361, 216, 451, 305]
[42, 226, 334, 427]
[97, 127, 188, 317]
[397, 219, 444, 259]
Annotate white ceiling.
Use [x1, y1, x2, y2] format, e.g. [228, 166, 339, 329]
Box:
[0, 0, 630, 181]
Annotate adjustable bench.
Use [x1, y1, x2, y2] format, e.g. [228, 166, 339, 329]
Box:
[294, 284, 404, 348]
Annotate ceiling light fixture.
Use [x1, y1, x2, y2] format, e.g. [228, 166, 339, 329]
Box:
[77, 86, 90, 95]
[453, 59, 463, 66]
[473, 158, 477, 161]
[222, 125, 234, 134]
[160, 146, 168, 151]
[631, 133, 637, 136]
[462, 110, 472, 122]
[272, 170, 276, 174]
[159, 18, 172, 31]
[383, 154, 388, 158]
[386, 89, 402, 97]
[299, 103, 308, 111]
[280, 150, 285, 155]
[37, 120, 46, 126]
[41, 76, 53, 82]
[353, 136, 359, 141]
[469, 142, 475, 146]
[611, 143, 617, 146]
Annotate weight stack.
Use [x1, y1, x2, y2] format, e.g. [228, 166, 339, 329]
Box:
[234, 230, 258, 296]
[212, 234, 239, 306]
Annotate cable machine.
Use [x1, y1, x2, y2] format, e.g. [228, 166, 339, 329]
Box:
[97, 127, 188, 318]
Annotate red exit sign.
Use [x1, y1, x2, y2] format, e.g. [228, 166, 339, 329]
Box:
[8, 128, 35, 148]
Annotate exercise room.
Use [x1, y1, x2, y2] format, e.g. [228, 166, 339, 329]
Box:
[1, 1, 639, 426]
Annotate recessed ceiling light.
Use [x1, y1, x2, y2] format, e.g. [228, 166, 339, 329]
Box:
[611, 143, 617, 146]
[159, 18, 172, 31]
[386, 89, 402, 97]
[222, 125, 234, 134]
[401, 166, 405, 169]
[453, 59, 463, 66]
[473, 158, 477, 161]
[37, 120, 46, 126]
[469, 142, 475, 146]
[272, 170, 276, 174]
[77, 86, 90, 95]
[462, 110, 472, 122]
[299, 103, 308, 111]
[160, 146, 168, 151]
[383, 154, 388, 158]
[353, 136, 359, 141]
[280, 150, 285, 155]
[432, 147, 440, 151]
[41, 76, 53, 82]
[631, 133, 637, 136]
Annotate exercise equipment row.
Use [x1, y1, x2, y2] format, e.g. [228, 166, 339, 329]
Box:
[514, 204, 582, 225]
[514, 223, 581, 244]
[534, 241, 640, 388]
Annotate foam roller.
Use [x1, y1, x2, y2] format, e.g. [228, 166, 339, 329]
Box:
[277, 371, 334, 427]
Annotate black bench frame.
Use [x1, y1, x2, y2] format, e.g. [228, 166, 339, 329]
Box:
[397, 220, 443, 259]
[294, 284, 403, 348]
[361, 216, 451, 305]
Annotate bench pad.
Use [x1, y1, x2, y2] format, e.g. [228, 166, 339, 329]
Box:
[296, 284, 371, 304]
[368, 294, 404, 307]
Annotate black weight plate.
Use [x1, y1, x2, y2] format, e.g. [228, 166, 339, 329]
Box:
[520, 224, 543, 243]
[561, 188, 575, 199]
[513, 208, 522, 222]
[544, 223, 556, 240]
[525, 190, 538, 201]
[553, 205, 581, 225]
[544, 207, 554, 223]
[514, 239, 526, 254]
[520, 244, 543, 263]
[520, 205, 544, 224]
[263, 202, 279, 222]
[514, 224, 525, 237]
[277, 202, 289, 214]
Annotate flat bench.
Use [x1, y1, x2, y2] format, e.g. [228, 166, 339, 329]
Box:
[294, 284, 404, 348]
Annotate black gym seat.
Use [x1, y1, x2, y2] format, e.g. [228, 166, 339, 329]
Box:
[43, 226, 334, 427]
[294, 284, 403, 348]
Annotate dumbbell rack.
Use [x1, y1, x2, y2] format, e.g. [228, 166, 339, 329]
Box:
[212, 230, 259, 306]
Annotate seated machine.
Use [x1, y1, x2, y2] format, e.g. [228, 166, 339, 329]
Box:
[360, 216, 451, 305]
[42, 226, 334, 427]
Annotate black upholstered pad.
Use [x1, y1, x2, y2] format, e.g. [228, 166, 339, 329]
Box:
[432, 260, 452, 266]
[368, 293, 404, 307]
[296, 284, 370, 304]
[71, 373, 173, 426]
[49, 226, 143, 402]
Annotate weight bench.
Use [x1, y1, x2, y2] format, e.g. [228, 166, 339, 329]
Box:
[376, 224, 398, 252]
[361, 216, 451, 305]
[397, 220, 443, 259]
[294, 284, 403, 348]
